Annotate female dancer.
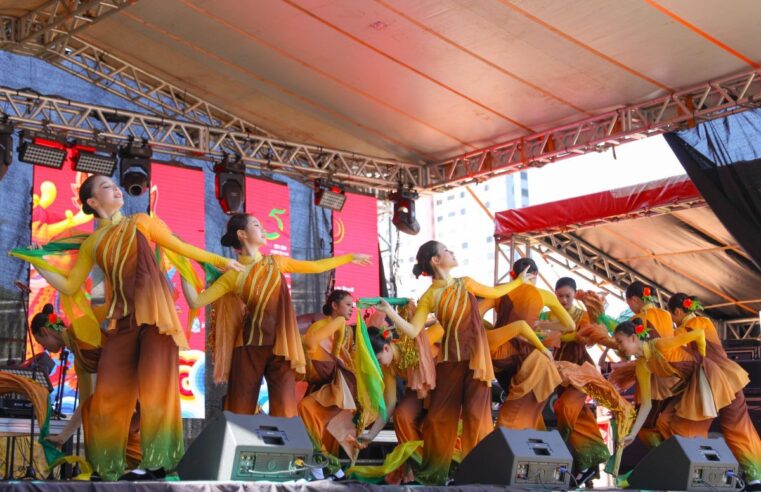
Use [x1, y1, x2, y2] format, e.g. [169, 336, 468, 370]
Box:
[668, 294, 761, 488]
[613, 319, 715, 446]
[24, 174, 241, 480]
[540, 278, 610, 484]
[182, 213, 370, 417]
[298, 290, 359, 457]
[377, 240, 526, 484]
[31, 304, 142, 468]
[625, 281, 673, 338]
[364, 322, 439, 447]
[480, 258, 571, 432]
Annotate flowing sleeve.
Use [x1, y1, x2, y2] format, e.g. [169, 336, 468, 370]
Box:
[487, 320, 546, 352]
[408, 289, 435, 334]
[464, 276, 522, 299]
[303, 317, 346, 352]
[635, 358, 652, 403]
[142, 214, 229, 270]
[538, 289, 575, 330]
[194, 270, 238, 307]
[275, 254, 353, 274]
[654, 329, 706, 356]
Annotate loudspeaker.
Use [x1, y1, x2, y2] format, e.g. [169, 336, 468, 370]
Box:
[628, 436, 739, 491]
[454, 428, 573, 487]
[177, 411, 314, 481]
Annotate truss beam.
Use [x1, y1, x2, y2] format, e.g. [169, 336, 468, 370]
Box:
[0, 1, 134, 57]
[0, 86, 425, 191]
[428, 69, 761, 190]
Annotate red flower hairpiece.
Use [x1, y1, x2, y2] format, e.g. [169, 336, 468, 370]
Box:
[633, 322, 649, 340]
[642, 287, 651, 297]
[48, 313, 58, 324]
[382, 330, 392, 340]
[45, 313, 65, 332]
[509, 270, 517, 279]
[683, 298, 692, 309]
[421, 271, 430, 277]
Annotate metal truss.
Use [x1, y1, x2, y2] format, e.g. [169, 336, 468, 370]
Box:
[0, 86, 425, 191]
[0, 0, 133, 57]
[724, 318, 761, 340]
[428, 68, 761, 190]
[495, 232, 674, 306]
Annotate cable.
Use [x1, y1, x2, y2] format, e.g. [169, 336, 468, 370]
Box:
[561, 466, 580, 489]
[695, 477, 720, 492]
[725, 470, 745, 490]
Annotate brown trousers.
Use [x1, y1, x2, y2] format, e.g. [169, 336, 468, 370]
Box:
[84, 317, 182, 480]
[394, 389, 425, 444]
[225, 345, 297, 417]
[419, 361, 492, 484]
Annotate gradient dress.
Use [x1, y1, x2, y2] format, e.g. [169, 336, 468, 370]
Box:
[411, 276, 523, 485]
[28, 212, 232, 480]
[197, 252, 354, 417]
[676, 314, 761, 481]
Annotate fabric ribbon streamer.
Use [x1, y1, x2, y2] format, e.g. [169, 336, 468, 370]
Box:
[356, 297, 409, 309]
[353, 310, 387, 430]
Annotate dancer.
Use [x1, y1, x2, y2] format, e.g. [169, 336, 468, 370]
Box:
[298, 290, 359, 458]
[182, 213, 370, 417]
[377, 240, 526, 485]
[364, 322, 438, 447]
[22, 174, 242, 480]
[31, 304, 142, 469]
[624, 281, 673, 338]
[613, 320, 717, 445]
[668, 293, 761, 488]
[481, 258, 571, 432]
[541, 278, 610, 485]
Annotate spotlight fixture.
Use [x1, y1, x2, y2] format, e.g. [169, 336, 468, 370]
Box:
[119, 138, 152, 196]
[17, 131, 68, 169]
[390, 184, 420, 235]
[214, 153, 246, 214]
[72, 141, 118, 176]
[314, 179, 347, 211]
[0, 117, 13, 181]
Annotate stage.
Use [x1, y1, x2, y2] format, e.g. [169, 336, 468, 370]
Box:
[0, 480, 627, 492]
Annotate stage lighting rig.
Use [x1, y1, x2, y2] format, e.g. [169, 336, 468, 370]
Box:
[390, 184, 420, 235]
[215, 153, 246, 214]
[119, 138, 152, 196]
[72, 140, 118, 176]
[314, 179, 347, 211]
[17, 130, 68, 169]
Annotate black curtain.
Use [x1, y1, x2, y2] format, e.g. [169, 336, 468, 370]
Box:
[664, 110, 761, 268]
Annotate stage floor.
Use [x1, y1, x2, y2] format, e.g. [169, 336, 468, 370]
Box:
[0, 480, 626, 492]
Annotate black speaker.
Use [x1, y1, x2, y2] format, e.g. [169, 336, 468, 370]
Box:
[177, 411, 314, 481]
[454, 428, 573, 488]
[628, 436, 739, 491]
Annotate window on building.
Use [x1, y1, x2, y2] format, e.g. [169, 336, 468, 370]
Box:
[485, 184, 490, 191]
[485, 201, 491, 208]
[436, 216, 443, 222]
[462, 242, 468, 249]
[462, 259, 470, 266]
[447, 195, 455, 201]
[436, 199, 442, 205]
[448, 211, 455, 217]
[487, 252, 494, 260]
[460, 208, 466, 215]
[486, 236, 493, 243]
[459, 191, 465, 198]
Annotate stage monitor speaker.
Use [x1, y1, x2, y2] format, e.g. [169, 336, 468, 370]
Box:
[454, 428, 573, 488]
[176, 411, 314, 482]
[628, 436, 739, 491]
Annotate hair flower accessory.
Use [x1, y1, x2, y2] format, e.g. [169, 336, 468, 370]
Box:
[45, 313, 65, 332]
[509, 270, 517, 279]
[682, 297, 704, 312]
[641, 287, 656, 304]
[633, 322, 649, 340]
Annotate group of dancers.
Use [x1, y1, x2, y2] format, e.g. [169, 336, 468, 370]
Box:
[12, 174, 761, 488]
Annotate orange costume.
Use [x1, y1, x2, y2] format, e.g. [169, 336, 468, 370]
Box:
[298, 316, 358, 458]
[633, 329, 747, 443]
[411, 276, 522, 485]
[637, 303, 674, 338]
[676, 314, 761, 481]
[40, 212, 231, 480]
[486, 284, 565, 431]
[197, 252, 353, 417]
[547, 305, 611, 474]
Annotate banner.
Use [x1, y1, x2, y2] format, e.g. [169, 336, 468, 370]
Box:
[332, 192, 379, 299]
[29, 166, 94, 415]
[246, 177, 291, 287]
[151, 163, 207, 418]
